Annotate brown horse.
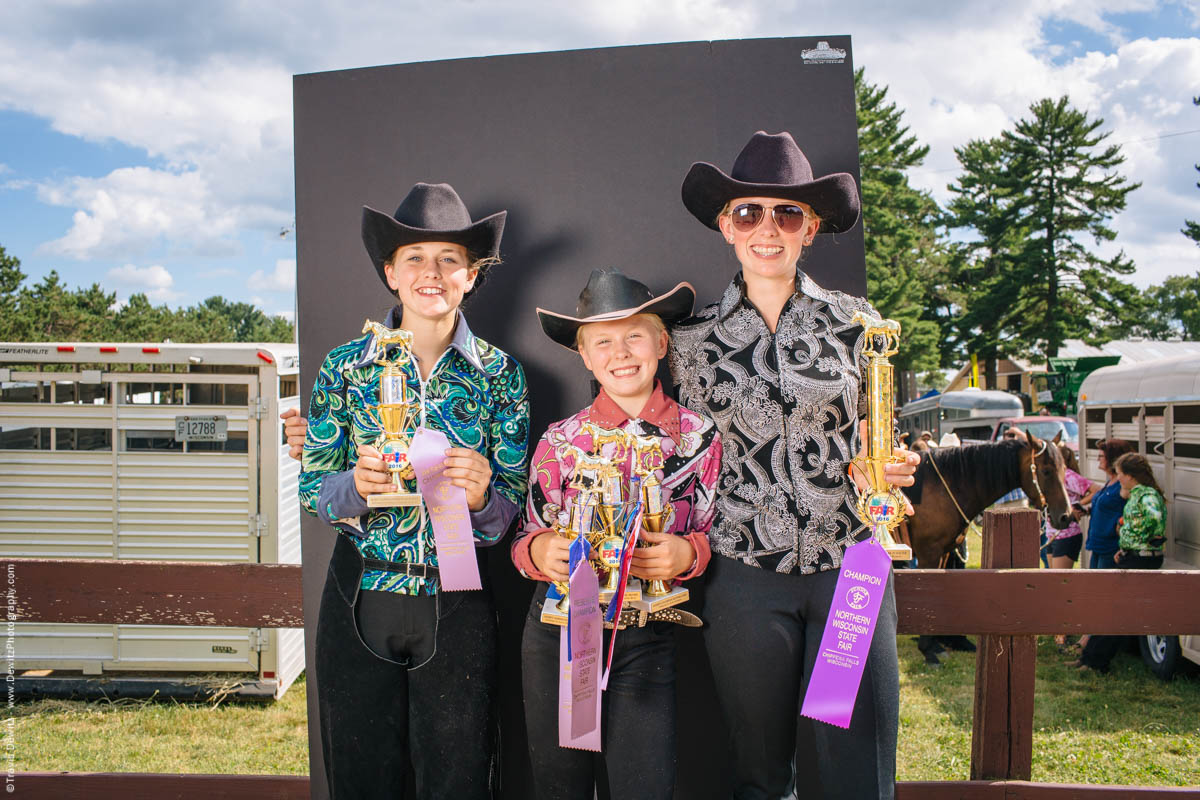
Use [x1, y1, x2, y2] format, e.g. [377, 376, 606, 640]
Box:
[903, 433, 1073, 569]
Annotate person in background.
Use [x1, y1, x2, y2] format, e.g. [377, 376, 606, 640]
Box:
[1081, 438, 1136, 570]
[1044, 444, 1096, 646]
[1071, 452, 1166, 673]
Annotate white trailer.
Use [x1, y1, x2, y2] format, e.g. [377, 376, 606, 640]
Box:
[0, 342, 304, 699]
[1078, 354, 1200, 679]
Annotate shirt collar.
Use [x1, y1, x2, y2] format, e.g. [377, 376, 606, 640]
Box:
[353, 307, 486, 373]
[717, 269, 824, 322]
[587, 380, 683, 444]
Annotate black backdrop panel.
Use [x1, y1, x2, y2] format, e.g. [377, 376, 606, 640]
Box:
[294, 37, 862, 800]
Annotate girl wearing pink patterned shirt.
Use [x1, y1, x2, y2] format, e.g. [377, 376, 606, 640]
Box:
[511, 269, 722, 800]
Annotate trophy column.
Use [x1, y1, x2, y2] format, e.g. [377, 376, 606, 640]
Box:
[852, 311, 912, 561]
[363, 320, 422, 508]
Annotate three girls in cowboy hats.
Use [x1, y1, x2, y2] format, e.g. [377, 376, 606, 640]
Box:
[290, 130, 917, 800]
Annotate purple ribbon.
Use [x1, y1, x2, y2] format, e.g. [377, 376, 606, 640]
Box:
[407, 427, 481, 592]
[800, 537, 892, 729]
[559, 555, 602, 749]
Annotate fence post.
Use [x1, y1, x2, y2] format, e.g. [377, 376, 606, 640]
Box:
[970, 508, 1039, 781]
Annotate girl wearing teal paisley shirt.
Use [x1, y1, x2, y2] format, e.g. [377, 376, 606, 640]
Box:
[299, 183, 528, 800]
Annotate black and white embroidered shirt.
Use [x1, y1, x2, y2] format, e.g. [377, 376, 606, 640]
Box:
[668, 270, 874, 574]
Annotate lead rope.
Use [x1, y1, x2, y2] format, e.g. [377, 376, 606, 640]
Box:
[926, 453, 981, 541]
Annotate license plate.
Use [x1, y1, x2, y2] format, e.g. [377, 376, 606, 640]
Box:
[175, 415, 228, 442]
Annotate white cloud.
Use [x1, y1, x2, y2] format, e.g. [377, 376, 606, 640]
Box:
[247, 258, 296, 292]
[1, 0, 1198, 292]
[273, 309, 296, 322]
[106, 262, 182, 303]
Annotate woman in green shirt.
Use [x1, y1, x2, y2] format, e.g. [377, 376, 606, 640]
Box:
[1113, 452, 1167, 567]
[1074, 452, 1166, 673]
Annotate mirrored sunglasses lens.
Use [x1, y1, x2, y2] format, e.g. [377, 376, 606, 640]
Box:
[773, 205, 807, 233]
[730, 204, 764, 231]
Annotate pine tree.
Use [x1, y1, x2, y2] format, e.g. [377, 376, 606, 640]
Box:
[855, 69, 946, 398]
[1000, 96, 1141, 357]
[1185, 96, 1200, 247]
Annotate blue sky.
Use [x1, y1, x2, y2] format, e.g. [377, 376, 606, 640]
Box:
[1, 0, 1198, 323]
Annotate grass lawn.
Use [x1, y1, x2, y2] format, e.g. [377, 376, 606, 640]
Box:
[10, 641, 1199, 786]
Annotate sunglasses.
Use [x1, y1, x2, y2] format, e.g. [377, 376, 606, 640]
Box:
[728, 202, 811, 234]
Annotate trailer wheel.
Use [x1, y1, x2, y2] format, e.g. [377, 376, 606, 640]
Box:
[1139, 634, 1182, 681]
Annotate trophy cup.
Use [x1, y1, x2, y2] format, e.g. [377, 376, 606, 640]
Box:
[362, 319, 422, 509]
[627, 434, 691, 612]
[581, 422, 641, 605]
[851, 311, 912, 561]
[541, 492, 599, 625]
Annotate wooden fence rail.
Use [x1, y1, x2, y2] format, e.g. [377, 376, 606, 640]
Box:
[3, 509, 1199, 799]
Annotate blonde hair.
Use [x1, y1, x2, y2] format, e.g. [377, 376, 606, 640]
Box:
[574, 313, 666, 350]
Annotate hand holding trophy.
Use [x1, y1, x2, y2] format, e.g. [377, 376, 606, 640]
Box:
[362, 319, 422, 508]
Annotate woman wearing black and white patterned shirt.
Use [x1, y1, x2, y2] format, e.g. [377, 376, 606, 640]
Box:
[669, 131, 918, 800]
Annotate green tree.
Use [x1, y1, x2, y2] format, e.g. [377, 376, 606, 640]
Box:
[1000, 96, 1141, 357]
[0, 244, 294, 344]
[0, 245, 29, 340]
[855, 69, 947, 398]
[1184, 97, 1200, 247]
[1141, 272, 1200, 339]
[945, 136, 1030, 388]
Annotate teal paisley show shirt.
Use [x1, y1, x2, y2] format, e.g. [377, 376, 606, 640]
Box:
[300, 307, 530, 595]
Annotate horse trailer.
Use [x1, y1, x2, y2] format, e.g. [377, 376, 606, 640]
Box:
[0, 342, 304, 699]
[1078, 354, 1200, 678]
[898, 388, 1024, 444]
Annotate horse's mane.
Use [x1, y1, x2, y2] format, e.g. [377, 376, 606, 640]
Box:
[924, 438, 1024, 498]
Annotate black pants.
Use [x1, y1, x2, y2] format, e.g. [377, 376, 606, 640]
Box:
[1080, 551, 1163, 672]
[521, 591, 677, 800]
[704, 555, 899, 800]
[316, 534, 498, 800]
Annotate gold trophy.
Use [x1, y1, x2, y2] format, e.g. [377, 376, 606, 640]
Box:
[851, 311, 912, 561]
[629, 434, 690, 612]
[362, 319, 421, 508]
[581, 422, 642, 605]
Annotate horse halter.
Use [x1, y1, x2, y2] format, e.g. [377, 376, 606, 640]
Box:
[1025, 438, 1048, 510]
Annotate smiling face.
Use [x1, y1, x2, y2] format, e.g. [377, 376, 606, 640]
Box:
[717, 195, 820, 282]
[577, 315, 668, 408]
[383, 241, 477, 324]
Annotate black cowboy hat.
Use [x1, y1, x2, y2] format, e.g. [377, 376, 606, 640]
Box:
[361, 182, 506, 289]
[536, 269, 695, 350]
[681, 131, 860, 234]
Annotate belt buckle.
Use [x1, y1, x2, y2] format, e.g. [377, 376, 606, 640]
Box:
[407, 562, 427, 579]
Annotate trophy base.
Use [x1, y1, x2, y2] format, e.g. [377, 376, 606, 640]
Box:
[541, 584, 569, 626]
[630, 585, 689, 613]
[599, 578, 641, 606]
[368, 492, 422, 508]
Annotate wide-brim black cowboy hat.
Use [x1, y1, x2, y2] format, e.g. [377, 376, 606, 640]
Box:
[362, 182, 506, 289]
[537, 269, 695, 351]
[681, 131, 860, 234]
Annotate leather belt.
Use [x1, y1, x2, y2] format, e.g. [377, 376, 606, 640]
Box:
[604, 607, 703, 630]
[363, 557, 439, 579]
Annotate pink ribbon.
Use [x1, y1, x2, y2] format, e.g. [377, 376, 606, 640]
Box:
[407, 427, 482, 592]
[559, 556, 602, 748]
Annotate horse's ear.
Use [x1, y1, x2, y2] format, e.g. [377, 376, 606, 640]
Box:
[1026, 432, 1040, 450]
[1053, 430, 1063, 444]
